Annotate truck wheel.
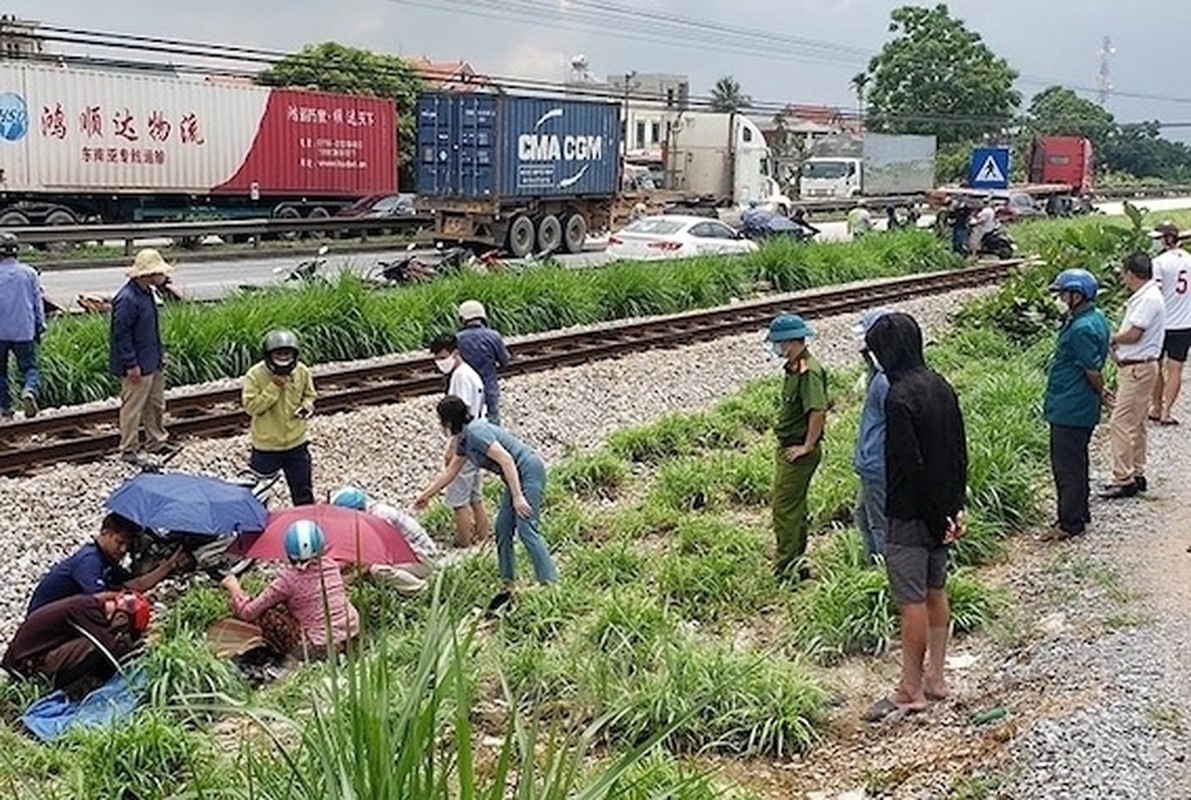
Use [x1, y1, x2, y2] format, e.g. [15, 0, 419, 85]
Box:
[536, 215, 562, 255]
[40, 209, 78, 252]
[563, 213, 588, 254]
[275, 206, 302, 240]
[0, 210, 30, 228]
[306, 207, 331, 239]
[507, 215, 535, 258]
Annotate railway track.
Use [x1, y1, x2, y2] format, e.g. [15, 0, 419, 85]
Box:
[0, 261, 1022, 475]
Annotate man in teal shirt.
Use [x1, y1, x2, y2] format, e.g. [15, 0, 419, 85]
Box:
[1044, 269, 1111, 540]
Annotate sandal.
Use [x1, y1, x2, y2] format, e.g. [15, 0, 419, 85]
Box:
[1161, 418, 1181, 426]
[1149, 414, 1163, 423]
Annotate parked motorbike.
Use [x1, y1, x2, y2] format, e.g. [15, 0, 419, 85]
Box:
[238, 245, 330, 293]
[128, 467, 284, 580]
[978, 224, 1016, 260]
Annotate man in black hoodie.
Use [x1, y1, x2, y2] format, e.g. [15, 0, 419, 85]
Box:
[863, 312, 968, 720]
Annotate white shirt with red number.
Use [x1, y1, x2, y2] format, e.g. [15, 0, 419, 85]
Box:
[1153, 248, 1191, 330]
[1116, 280, 1166, 362]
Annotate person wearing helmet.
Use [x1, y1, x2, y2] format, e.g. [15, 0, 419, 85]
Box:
[1149, 220, 1191, 425]
[456, 300, 511, 425]
[220, 520, 360, 658]
[1043, 269, 1111, 540]
[0, 231, 45, 421]
[765, 313, 828, 582]
[330, 485, 438, 591]
[111, 248, 180, 464]
[241, 329, 317, 505]
[3, 590, 150, 696]
[415, 396, 557, 609]
[968, 195, 996, 256]
[852, 308, 893, 564]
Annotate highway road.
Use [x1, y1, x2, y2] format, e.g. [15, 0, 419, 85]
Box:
[38, 196, 1191, 308]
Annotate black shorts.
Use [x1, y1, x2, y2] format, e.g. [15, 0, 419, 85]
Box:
[1164, 329, 1191, 362]
[885, 519, 948, 604]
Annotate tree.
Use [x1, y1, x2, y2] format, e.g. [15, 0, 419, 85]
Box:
[258, 42, 425, 188]
[1025, 86, 1117, 157]
[709, 76, 750, 113]
[857, 4, 1020, 144]
[1102, 122, 1191, 183]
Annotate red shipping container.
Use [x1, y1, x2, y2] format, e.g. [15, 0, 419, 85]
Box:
[0, 62, 396, 197]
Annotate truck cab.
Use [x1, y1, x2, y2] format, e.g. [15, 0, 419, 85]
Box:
[799, 157, 862, 199]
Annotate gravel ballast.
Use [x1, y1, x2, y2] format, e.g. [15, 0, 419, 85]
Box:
[1001, 421, 1191, 799]
[0, 287, 983, 644]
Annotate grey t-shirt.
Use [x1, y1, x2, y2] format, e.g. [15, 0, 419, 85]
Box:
[456, 420, 536, 475]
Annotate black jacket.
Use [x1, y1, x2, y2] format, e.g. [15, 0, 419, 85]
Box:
[865, 313, 967, 543]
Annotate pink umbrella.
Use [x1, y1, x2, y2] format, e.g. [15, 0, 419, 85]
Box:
[230, 503, 419, 566]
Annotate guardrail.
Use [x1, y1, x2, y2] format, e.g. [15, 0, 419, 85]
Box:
[5, 183, 1191, 250]
[12, 214, 433, 254]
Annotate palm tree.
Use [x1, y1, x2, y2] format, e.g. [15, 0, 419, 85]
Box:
[851, 72, 870, 122]
[709, 76, 750, 113]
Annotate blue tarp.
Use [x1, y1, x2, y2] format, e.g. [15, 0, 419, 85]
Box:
[106, 473, 267, 535]
[21, 668, 147, 743]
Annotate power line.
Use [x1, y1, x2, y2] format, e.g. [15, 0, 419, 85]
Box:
[16, 24, 1191, 133]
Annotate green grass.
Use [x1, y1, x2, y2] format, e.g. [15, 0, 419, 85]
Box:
[33, 229, 960, 407]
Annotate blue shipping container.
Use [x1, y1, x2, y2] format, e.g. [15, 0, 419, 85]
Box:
[417, 92, 622, 200]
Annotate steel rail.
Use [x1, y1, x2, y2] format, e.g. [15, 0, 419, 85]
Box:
[0, 260, 1022, 475]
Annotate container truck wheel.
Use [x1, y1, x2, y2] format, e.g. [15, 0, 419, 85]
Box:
[306, 207, 331, 239]
[41, 209, 78, 252]
[0, 210, 30, 228]
[563, 213, 588, 254]
[536, 215, 562, 255]
[507, 215, 535, 258]
[275, 206, 302, 241]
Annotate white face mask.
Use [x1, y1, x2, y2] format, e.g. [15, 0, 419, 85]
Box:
[863, 349, 883, 373]
[766, 341, 785, 359]
[1054, 294, 1069, 314]
[435, 357, 455, 374]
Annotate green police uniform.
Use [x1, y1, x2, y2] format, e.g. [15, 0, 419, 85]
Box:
[772, 354, 829, 578]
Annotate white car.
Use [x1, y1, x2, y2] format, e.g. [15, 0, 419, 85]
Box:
[606, 215, 759, 261]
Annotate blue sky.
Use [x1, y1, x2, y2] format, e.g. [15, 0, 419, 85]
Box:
[9, 0, 1191, 134]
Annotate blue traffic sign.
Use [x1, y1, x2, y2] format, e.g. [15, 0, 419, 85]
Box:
[969, 147, 1010, 190]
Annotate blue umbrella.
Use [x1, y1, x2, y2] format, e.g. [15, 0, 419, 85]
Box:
[105, 473, 268, 536]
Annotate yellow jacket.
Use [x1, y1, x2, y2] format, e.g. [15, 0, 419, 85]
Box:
[242, 361, 316, 452]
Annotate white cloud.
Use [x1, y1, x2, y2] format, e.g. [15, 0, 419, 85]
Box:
[495, 41, 568, 83]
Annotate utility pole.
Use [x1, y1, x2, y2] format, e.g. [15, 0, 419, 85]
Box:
[1098, 36, 1115, 108]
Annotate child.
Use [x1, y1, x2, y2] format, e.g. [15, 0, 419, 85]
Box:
[241, 329, 317, 505]
[220, 520, 359, 658]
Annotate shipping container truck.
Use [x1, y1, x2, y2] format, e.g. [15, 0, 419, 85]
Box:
[416, 91, 622, 256]
[798, 133, 937, 200]
[0, 62, 397, 228]
[623, 110, 788, 214]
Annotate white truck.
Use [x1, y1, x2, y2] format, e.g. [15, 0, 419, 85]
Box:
[799, 133, 937, 201]
[624, 110, 791, 214]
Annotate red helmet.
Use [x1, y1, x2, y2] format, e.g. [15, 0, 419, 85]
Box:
[115, 591, 151, 634]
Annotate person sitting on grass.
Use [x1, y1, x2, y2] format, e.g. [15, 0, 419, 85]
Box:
[219, 520, 359, 659]
[414, 396, 557, 613]
[26, 512, 187, 613]
[3, 591, 151, 697]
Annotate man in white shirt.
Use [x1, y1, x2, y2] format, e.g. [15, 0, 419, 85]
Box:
[1149, 221, 1191, 425]
[968, 196, 996, 255]
[847, 201, 873, 238]
[1102, 252, 1167, 499]
[429, 333, 490, 546]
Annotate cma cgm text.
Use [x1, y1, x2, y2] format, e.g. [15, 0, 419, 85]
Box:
[517, 134, 604, 162]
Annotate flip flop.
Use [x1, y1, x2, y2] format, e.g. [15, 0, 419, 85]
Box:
[1161, 419, 1181, 426]
[862, 696, 926, 723]
[1149, 414, 1163, 422]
